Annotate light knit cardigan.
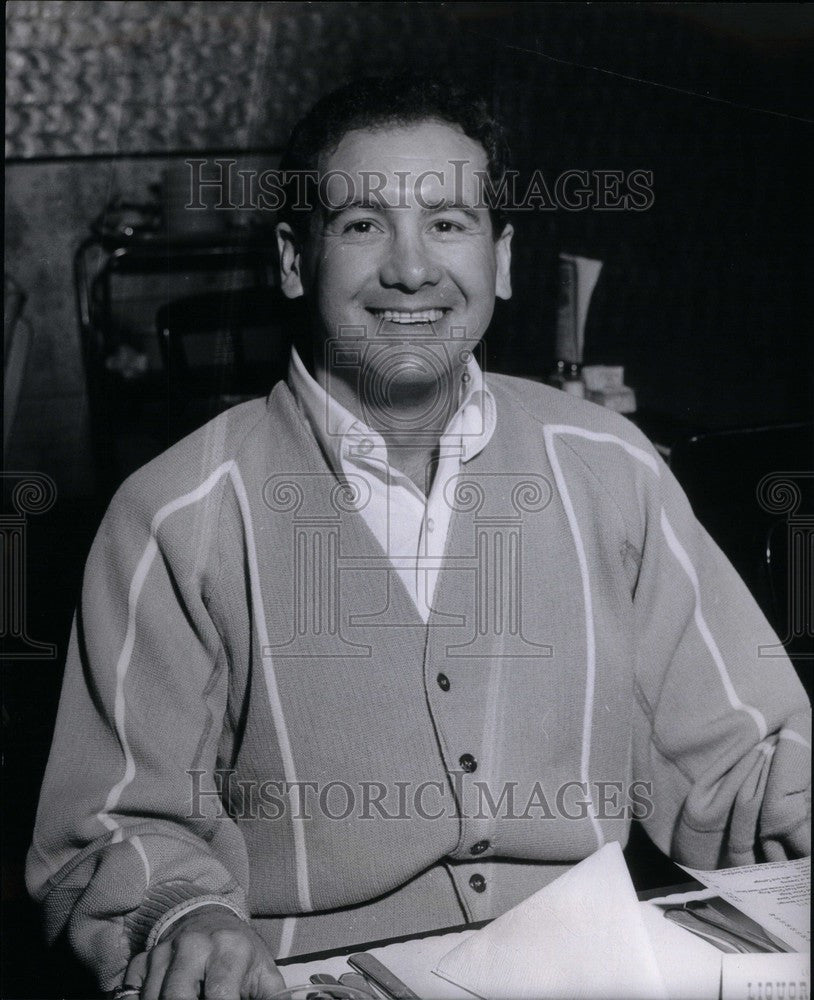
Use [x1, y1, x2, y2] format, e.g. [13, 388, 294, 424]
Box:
[27, 373, 811, 990]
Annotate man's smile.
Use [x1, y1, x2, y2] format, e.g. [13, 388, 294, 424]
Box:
[367, 307, 450, 325]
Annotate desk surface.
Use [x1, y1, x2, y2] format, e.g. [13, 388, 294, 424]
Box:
[277, 881, 702, 970]
[277, 884, 722, 1000]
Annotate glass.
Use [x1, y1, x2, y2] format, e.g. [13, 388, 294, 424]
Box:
[271, 986, 373, 1000]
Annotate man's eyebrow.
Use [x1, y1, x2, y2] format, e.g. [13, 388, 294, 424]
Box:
[420, 199, 481, 221]
[321, 197, 483, 225]
[323, 199, 386, 223]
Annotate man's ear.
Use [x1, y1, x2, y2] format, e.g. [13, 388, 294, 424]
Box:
[494, 223, 513, 301]
[276, 222, 305, 299]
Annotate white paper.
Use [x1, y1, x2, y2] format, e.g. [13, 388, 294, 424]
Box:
[721, 952, 810, 1000]
[679, 857, 810, 954]
[433, 842, 668, 1000]
[639, 902, 723, 1000]
[281, 895, 724, 1000]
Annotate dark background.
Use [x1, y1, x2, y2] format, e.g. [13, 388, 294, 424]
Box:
[3, 3, 812, 995]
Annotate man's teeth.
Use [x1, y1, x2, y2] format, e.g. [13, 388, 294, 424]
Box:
[375, 309, 445, 324]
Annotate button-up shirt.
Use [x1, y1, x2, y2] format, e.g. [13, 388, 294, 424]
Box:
[288, 346, 496, 622]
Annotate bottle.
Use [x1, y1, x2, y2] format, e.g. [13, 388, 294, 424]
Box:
[549, 360, 586, 398]
[547, 254, 602, 399]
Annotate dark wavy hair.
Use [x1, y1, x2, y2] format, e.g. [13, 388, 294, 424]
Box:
[278, 73, 512, 238]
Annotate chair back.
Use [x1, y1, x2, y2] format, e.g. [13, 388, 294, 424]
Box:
[156, 285, 292, 401]
[669, 422, 813, 672]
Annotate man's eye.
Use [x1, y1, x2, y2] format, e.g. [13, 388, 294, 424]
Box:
[343, 220, 378, 235]
[432, 219, 465, 234]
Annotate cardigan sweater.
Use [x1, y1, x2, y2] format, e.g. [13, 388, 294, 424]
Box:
[27, 374, 811, 990]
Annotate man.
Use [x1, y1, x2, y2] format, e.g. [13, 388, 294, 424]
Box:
[28, 76, 810, 998]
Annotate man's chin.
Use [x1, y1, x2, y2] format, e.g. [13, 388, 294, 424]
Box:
[361, 355, 459, 391]
[357, 363, 462, 429]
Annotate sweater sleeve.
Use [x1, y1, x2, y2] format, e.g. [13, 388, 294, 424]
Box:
[25, 480, 251, 992]
[629, 451, 811, 869]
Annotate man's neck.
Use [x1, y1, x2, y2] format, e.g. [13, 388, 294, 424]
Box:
[311, 352, 461, 494]
[385, 441, 440, 495]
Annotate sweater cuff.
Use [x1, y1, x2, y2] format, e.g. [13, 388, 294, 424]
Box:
[126, 880, 249, 952]
[146, 896, 250, 950]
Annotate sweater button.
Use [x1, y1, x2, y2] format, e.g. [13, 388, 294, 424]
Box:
[459, 754, 477, 773]
[437, 673, 450, 691]
[470, 839, 490, 855]
[469, 873, 486, 893]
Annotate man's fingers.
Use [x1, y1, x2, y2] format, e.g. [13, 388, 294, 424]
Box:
[124, 914, 284, 999]
[153, 932, 210, 1000]
[201, 929, 253, 997]
[139, 941, 174, 1000]
[123, 949, 148, 991]
[123, 943, 284, 999]
[248, 959, 287, 1000]
[160, 964, 204, 1000]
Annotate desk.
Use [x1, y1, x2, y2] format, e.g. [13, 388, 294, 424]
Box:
[277, 884, 722, 1000]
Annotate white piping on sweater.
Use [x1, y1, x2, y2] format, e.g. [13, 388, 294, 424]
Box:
[100, 534, 159, 842]
[779, 728, 811, 749]
[228, 465, 313, 911]
[543, 425, 660, 476]
[542, 427, 604, 850]
[97, 460, 313, 911]
[660, 511, 768, 739]
[278, 916, 297, 959]
[130, 836, 151, 883]
[99, 462, 237, 847]
[541, 423, 771, 846]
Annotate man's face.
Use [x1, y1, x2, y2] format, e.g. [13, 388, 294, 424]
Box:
[277, 120, 513, 414]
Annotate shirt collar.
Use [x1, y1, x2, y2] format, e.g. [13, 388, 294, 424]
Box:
[288, 344, 496, 472]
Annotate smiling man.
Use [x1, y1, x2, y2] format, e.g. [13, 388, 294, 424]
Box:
[277, 99, 513, 501]
[28, 77, 810, 999]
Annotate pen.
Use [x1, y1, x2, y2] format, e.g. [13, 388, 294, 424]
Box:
[347, 953, 422, 1000]
[340, 972, 380, 997]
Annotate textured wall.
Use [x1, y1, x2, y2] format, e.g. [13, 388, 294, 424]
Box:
[5, 0, 487, 158]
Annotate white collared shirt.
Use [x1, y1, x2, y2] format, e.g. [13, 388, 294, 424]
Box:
[288, 346, 496, 622]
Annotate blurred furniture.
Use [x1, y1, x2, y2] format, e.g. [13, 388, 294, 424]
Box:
[73, 205, 283, 498]
[155, 285, 292, 439]
[629, 409, 708, 461]
[74, 220, 274, 359]
[668, 422, 814, 683]
[3, 274, 32, 453]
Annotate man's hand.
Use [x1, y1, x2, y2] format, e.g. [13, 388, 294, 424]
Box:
[124, 907, 285, 999]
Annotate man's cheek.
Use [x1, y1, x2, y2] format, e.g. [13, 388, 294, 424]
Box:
[317, 241, 380, 275]
[441, 239, 496, 276]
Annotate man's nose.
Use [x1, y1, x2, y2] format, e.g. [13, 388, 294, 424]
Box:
[379, 230, 442, 291]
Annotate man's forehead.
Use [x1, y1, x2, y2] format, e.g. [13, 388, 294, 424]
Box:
[317, 121, 490, 202]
